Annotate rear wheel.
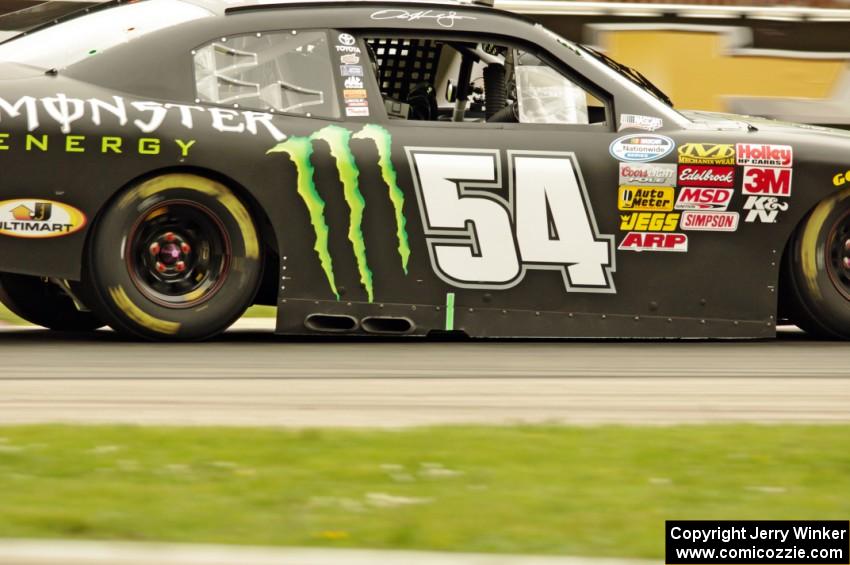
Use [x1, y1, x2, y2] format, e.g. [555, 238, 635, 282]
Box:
[0, 273, 104, 331]
[84, 174, 263, 340]
[783, 188, 850, 339]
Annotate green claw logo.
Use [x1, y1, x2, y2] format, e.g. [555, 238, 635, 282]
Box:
[268, 124, 410, 302]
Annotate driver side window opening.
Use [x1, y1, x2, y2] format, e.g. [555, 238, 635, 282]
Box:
[363, 35, 608, 126]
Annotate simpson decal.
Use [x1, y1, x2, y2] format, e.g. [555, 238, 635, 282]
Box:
[678, 165, 735, 188]
[677, 143, 735, 165]
[618, 232, 688, 252]
[618, 186, 674, 212]
[736, 144, 793, 168]
[675, 187, 734, 211]
[0, 199, 86, 238]
[609, 135, 674, 163]
[680, 211, 739, 232]
[618, 163, 676, 187]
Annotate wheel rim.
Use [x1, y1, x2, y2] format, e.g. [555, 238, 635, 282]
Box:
[825, 209, 850, 301]
[125, 200, 231, 309]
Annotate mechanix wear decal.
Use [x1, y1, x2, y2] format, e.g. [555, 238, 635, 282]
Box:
[268, 124, 409, 302]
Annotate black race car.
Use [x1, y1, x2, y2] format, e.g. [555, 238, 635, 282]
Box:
[0, 0, 848, 340]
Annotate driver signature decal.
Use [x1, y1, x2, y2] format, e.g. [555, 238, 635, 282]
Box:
[370, 9, 477, 28]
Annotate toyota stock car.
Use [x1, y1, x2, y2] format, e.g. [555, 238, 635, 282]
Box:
[1, 0, 850, 340]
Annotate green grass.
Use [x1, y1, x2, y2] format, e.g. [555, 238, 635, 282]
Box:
[0, 425, 848, 556]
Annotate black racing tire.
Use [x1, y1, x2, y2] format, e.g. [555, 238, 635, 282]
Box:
[783, 187, 850, 339]
[0, 273, 105, 331]
[84, 174, 263, 341]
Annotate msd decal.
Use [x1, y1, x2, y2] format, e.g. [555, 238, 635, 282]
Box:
[742, 167, 792, 197]
[678, 165, 735, 188]
[736, 144, 793, 168]
[618, 232, 688, 253]
[680, 211, 739, 232]
[675, 187, 733, 211]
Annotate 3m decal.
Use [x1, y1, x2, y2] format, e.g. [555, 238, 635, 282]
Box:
[742, 166, 792, 197]
[618, 232, 688, 253]
[677, 143, 735, 165]
[744, 196, 789, 224]
[408, 148, 616, 293]
[609, 135, 674, 163]
[618, 186, 674, 212]
[618, 163, 676, 187]
[680, 211, 739, 232]
[267, 124, 409, 302]
[619, 212, 680, 232]
[618, 114, 663, 132]
[678, 165, 735, 188]
[0, 199, 86, 238]
[0, 94, 286, 141]
[370, 9, 477, 28]
[675, 187, 734, 211]
[736, 144, 793, 168]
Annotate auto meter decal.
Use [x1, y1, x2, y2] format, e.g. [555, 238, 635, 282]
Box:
[0, 199, 86, 238]
[609, 135, 674, 163]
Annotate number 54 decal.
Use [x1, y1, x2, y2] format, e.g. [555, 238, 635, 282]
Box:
[406, 148, 616, 293]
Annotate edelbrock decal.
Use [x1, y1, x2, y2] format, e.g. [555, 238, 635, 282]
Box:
[0, 199, 86, 238]
[267, 124, 410, 303]
[609, 135, 674, 163]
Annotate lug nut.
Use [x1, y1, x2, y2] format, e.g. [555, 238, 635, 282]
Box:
[180, 242, 191, 254]
[165, 232, 176, 242]
[845, 239, 850, 251]
[149, 242, 160, 255]
[155, 261, 166, 273]
[176, 261, 186, 273]
[843, 257, 850, 269]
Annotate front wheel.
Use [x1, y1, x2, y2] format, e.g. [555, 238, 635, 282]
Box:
[84, 174, 263, 340]
[0, 273, 104, 331]
[783, 188, 850, 339]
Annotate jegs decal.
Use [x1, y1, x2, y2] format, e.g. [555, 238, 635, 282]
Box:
[407, 148, 616, 294]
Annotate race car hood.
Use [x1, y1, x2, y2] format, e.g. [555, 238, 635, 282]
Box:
[681, 109, 850, 141]
[0, 61, 48, 80]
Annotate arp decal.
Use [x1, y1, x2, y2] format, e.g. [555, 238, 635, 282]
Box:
[744, 196, 789, 224]
[677, 143, 735, 165]
[617, 186, 674, 212]
[619, 212, 680, 232]
[618, 232, 688, 253]
[736, 144, 793, 168]
[0, 94, 286, 141]
[618, 163, 676, 187]
[407, 148, 616, 294]
[680, 211, 739, 232]
[0, 199, 86, 238]
[675, 187, 734, 211]
[678, 165, 735, 188]
[268, 124, 409, 303]
[742, 166, 792, 197]
[609, 135, 674, 163]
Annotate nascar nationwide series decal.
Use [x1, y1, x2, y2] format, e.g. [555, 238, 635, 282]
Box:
[267, 124, 410, 302]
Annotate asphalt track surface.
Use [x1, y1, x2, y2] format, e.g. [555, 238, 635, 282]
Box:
[0, 326, 849, 427]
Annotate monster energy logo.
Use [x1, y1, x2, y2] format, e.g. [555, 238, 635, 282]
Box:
[268, 124, 410, 302]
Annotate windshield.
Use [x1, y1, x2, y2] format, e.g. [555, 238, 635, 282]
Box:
[0, 0, 213, 69]
[579, 44, 673, 107]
